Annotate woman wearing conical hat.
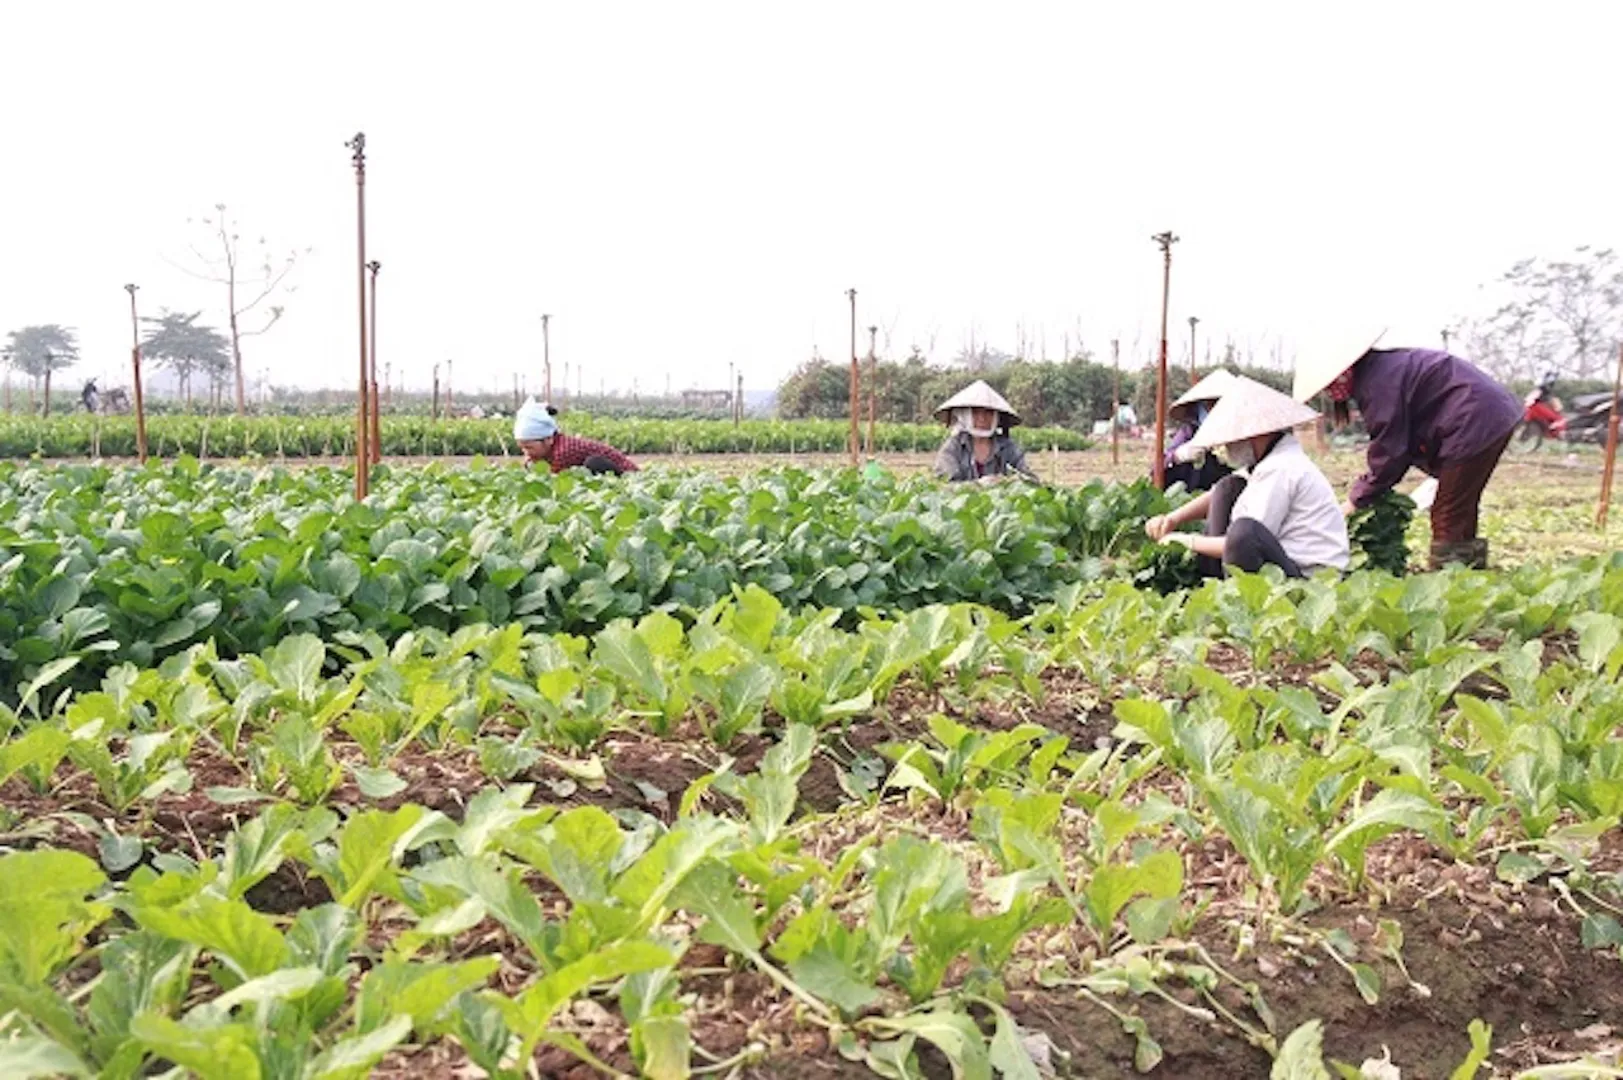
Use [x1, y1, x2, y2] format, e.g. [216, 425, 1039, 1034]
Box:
[1161, 368, 1238, 494]
[1145, 376, 1349, 578]
[1293, 330, 1520, 571]
[932, 380, 1038, 483]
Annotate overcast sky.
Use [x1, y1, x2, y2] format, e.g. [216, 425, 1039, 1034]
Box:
[3, 2, 1618, 397]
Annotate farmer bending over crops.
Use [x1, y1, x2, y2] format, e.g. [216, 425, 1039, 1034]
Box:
[1293, 330, 1520, 570]
[1161, 368, 1238, 494]
[1145, 377, 1349, 579]
[513, 399, 639, 476]
[932, 380, 1037, 483]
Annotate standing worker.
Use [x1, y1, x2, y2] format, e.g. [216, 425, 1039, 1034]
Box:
[1146, 377, 1349, 579]
[931, 380, 1038, 483]
[1161, 368, 1238, 493]
[513, 399, 639, 475]
[1293, 331, 1520, 570]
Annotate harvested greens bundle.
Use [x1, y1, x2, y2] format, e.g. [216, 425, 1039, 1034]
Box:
[1133, 538, 1204, 594]
[1348, 490, 1416, 575]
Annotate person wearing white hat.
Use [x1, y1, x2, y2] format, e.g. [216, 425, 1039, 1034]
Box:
[1144, 376, 1349, 578]
[1161, 368, 1239, 494]
[512, 399, 638, 475]
[932, 380, 1038, 483]
[1292, 331, 1519, 570]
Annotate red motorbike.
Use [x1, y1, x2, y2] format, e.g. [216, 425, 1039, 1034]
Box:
[1515, 384, 1611, 451]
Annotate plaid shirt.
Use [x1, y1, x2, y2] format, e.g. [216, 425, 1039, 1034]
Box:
[545, 433, 639, 474]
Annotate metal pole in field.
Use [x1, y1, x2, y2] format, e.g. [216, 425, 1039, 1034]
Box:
[446, 359, 454, 417]
[1151, 231, 1179, 489]
[366, 260, 382, 465]
[728, 361, 735, 419]
[1111, 338, 1121, 466]
[1188, 315, 1199, 381]
[1441, 328, 1452, 352]
[384, 360, 392, 410]
[562, 362, 569, 406]
[345, 132, 369, 499]
[846, 287, 859, 466]
[866, 325, 878, 456]
[432, 363, 440, 421]
[541, 314, 552, 402]
[736, 371, 743, 425]
[125, 283, 149, 463]
[42, 353, 52, 418]
[1596, 342, 1623, 528]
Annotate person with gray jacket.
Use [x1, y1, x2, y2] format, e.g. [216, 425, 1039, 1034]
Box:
[931, 380, 1038, 483]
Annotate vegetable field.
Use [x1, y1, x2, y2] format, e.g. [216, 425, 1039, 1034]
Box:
[0, 415, 1089, 461]
[2, 460, 1622, 1080]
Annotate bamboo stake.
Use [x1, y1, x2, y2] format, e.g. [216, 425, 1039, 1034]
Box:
[346, 132, 369, 500]
[125, 284, 149, 463]
[1151, 232, 1179, 488]
[1596, 342, 1623, 528]
[847, 288, 859, 466]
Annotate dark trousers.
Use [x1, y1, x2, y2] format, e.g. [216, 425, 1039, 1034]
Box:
[582, 455, 626, 476]
[1200, 474, 1304, 579]
[1431, 431, 1511, 544]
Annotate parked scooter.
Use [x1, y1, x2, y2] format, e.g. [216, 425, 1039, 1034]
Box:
[1515, 376, 1612, 451]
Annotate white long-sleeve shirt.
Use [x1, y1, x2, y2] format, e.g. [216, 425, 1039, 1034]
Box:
[1231, 434, 1350, 572]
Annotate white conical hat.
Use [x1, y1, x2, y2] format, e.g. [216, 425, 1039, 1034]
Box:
[1173, 368, 1239, 409]
[1188, 376, 1321, 450]
[934, 380, 1021, 426]
[1292, 327, 1387, 402]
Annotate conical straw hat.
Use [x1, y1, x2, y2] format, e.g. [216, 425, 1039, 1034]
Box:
[1188, 376, 1321, 450]
[1173, 368, 1238, 409]
[934, 379, 1021, 426]
[1292, 327, 1386, 402]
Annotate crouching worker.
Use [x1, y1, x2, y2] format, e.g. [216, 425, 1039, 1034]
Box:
[1143, 376, 1348, 579]
[932, 380, 1038, 483]
[1161, 368, 1238, 493]
[513, 399, 639, 475]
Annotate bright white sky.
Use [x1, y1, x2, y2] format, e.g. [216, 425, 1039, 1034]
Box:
[3, 2, 1619, 397]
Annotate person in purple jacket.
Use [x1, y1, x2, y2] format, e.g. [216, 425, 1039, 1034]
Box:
[1294, 331, 1521, 570]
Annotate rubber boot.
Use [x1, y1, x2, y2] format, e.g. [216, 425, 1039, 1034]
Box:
[1428, 540, 1477, 572]
[1469, 539, 1489, 570]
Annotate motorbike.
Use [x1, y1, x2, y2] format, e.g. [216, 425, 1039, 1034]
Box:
[1515, 385, 1612, 450]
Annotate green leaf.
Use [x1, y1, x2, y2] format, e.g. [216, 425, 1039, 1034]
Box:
[1271, 1020, 1330, 1080]
[307, 1015, 413, 1080]
[0, 850, 109, 986]
[873, 1009, 992, 1080]
[132, 896, 288, 980]
[498, 940, 674, 1060]
[1581, 913, 1623, 950]
[329, 805, 442, 907]
[633, 1014, 692, 1080]
[266, 633, 326, 703]
[98, 831, 145, 874]
[86, 932, 193, 1059]
[1083, 849, 1182, 937]
[1494, 852, 1547, 885]
[1448, 1019, 1493, 1080]
[351, 765, 408, 800]
[675, 861, 762, 955]
[505, 805, 622, 905]
[987, 1003, 1041, 1080]
[0, 1037, 89, 1078]
[789, 943, 881, 1016]
[357, 957, 501, 1034]
[128, 1013, 261, 1080]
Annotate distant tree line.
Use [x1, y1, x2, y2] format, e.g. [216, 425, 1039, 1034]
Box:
[775, 349, 1293, 430]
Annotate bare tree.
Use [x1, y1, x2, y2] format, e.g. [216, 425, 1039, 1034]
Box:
[1456, 246, 1623, 383]
[168, 204, 308, 415]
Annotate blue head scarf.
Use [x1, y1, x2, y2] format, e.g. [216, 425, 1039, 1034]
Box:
[513, 399, 558, 442]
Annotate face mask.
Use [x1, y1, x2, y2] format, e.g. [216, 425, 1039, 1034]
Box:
[1224, 440, 1258, 470]
[1326, 370, 1355, 402]
[952, 408, 997, 438]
